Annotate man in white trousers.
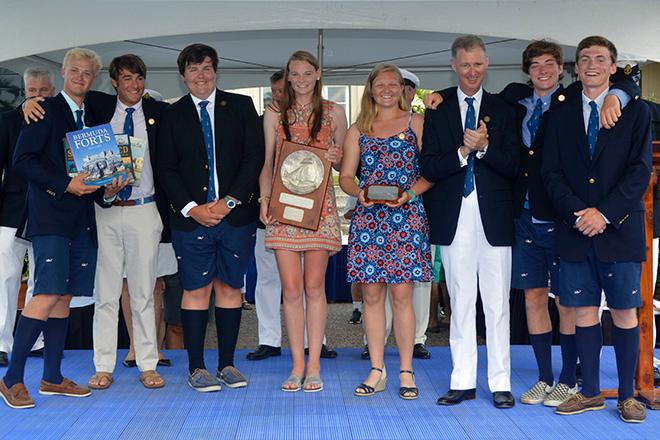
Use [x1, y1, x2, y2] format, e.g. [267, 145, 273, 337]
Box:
[0, 68, 54, 366]
[420, 35, 518, 409]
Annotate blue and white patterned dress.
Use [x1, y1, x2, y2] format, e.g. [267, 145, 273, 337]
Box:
[346, 125, 432, 284]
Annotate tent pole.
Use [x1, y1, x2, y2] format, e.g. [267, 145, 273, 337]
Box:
[317, 29, 324, 72]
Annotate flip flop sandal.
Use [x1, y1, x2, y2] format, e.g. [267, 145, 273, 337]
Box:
[281, 374, 303, 392]
[139, 370, 165, 389]
[88, 372, 113, 390]
[303, 375, 324, 393]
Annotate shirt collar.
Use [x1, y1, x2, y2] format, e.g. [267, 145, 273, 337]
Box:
[582, 87, 609, 110]
[61, 90, 84, 113]
[116, 97, 143, 113]
[190, 88, 217, 107]
[533, 84, 560, 107]
[457, 86, 483, 105]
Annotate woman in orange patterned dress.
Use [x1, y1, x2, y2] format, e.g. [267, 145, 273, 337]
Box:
[259, 51, 347, 392]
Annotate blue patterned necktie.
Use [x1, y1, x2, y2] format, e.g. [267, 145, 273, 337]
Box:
[118, 107, 135, 200]
[199, 100, 216, 201]
[527, 98, 543, 145]
[75, 109, 84, 130]
[463, 97, 476, 197]
[587, 101, 599, 159]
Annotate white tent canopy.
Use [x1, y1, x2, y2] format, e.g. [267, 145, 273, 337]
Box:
[1, 0, 659, 96]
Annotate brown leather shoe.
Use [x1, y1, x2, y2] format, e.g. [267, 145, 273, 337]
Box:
[617, 397, 646, 423]
[39, 378, 91, 398]
[555, 392, 605, 415]
[0, 379, 35, 409]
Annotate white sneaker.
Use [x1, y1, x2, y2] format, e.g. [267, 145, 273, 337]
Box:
[520, 380, 554, 405]
[544, 382, 578, 407]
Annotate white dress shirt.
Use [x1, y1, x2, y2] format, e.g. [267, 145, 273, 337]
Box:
[182, 89, 219, 217]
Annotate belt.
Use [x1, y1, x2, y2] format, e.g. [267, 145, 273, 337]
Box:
[113, 195, 156, 207]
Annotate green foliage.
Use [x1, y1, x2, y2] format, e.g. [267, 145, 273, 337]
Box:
[411, 88, 433, 114]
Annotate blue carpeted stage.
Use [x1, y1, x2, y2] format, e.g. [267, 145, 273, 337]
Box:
[1, 346, 658, 439]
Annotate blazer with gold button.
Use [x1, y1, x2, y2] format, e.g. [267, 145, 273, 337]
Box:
[12, 93, 99, 242]
[541, 93, 652, 263]
[157, 89, 263, 232]
[420, 87, 519, 246]
[501, 79, 640, 222]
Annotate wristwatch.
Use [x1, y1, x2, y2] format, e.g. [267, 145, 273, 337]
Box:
[224, 196, 240, 209]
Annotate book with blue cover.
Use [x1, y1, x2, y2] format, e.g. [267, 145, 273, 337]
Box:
[64, 123, 131, 185]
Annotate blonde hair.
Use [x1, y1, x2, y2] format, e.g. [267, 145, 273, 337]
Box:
[356, 64, 409, 136]
[62, 48, 102, 76]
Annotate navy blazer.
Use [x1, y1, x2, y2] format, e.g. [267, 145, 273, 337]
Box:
[500, 78, 641, 221]
[420, 87, 519, 246]
[541, 94, 652, 263]
[157, 89, 264, 231]
[0, 108, 28, 228]
[84, 91, 172, 242]
[12, 93, 98, 242]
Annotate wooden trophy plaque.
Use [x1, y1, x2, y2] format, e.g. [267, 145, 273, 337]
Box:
[268, 141, 331, 230]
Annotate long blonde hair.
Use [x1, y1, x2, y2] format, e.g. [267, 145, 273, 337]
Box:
[280, 50, 324, 144]
[356, 64, 409, 136]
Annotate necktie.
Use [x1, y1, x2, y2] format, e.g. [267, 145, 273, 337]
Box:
[123, 107, 135, 136]
[527, 98, 543, 145]
[75, 109, 84, 130]
[587, 101, 599, 159]
[463, 97, 476, 197]
[118, 107, 136, 200]
[199, 101, 216, 202]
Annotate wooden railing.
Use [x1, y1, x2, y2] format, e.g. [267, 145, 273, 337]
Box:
[602, 140, 660, 408]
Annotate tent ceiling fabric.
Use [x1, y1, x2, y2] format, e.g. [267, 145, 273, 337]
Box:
[1, 0, 659, 93]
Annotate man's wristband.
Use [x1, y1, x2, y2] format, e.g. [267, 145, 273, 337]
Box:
[103, 194, 117, 204]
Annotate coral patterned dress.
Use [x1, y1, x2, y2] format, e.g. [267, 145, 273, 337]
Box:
[265, 101, 342, 255]
[346, 121, 432, 283]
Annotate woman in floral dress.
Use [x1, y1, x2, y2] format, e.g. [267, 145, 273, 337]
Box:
[259, 50, 347, 392]
[340, 64, 432, 400]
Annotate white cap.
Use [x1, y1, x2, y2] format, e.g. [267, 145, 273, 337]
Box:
[143, 89, 163, 101]
[399, 68, 420, 89]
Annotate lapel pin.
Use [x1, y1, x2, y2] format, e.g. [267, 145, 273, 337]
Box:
[558, 94, 565, 102]
[220, 100, 227, 107]
[482, 116, 490, 123]
[148, 118, 155, 126]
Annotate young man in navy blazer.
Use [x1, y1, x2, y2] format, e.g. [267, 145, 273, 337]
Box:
[158, 44, 263, 392]
[420, 35, 519, 409]
[542, 36, 652, 423]
[0, 48, 125, 409]
[0, 67, 56, 367]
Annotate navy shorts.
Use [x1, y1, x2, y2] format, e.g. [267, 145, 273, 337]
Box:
[32, 229, 97, 297]
[511, 210, 559, 291]
[558, 247, 642, 309]
[172, 221, 257, 291]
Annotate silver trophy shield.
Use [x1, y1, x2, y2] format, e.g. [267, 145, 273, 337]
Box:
[280, 150, 325, 195]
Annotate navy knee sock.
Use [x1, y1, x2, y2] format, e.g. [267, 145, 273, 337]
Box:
[3, 316, 46, 388]
[529, 331, 554, 385]
[215, 307, 242, 371]
[181, 309, 208, 374]
[42, 317, 69, 384]
[575, 324, 602, 397]
[558, 332, 577, 387]
[612, 325, 639, 401]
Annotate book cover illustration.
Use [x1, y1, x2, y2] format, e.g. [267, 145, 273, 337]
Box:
[128, 136, 147, 187]
[65, 123, 130, 186]
[115, 134, 135, 184]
